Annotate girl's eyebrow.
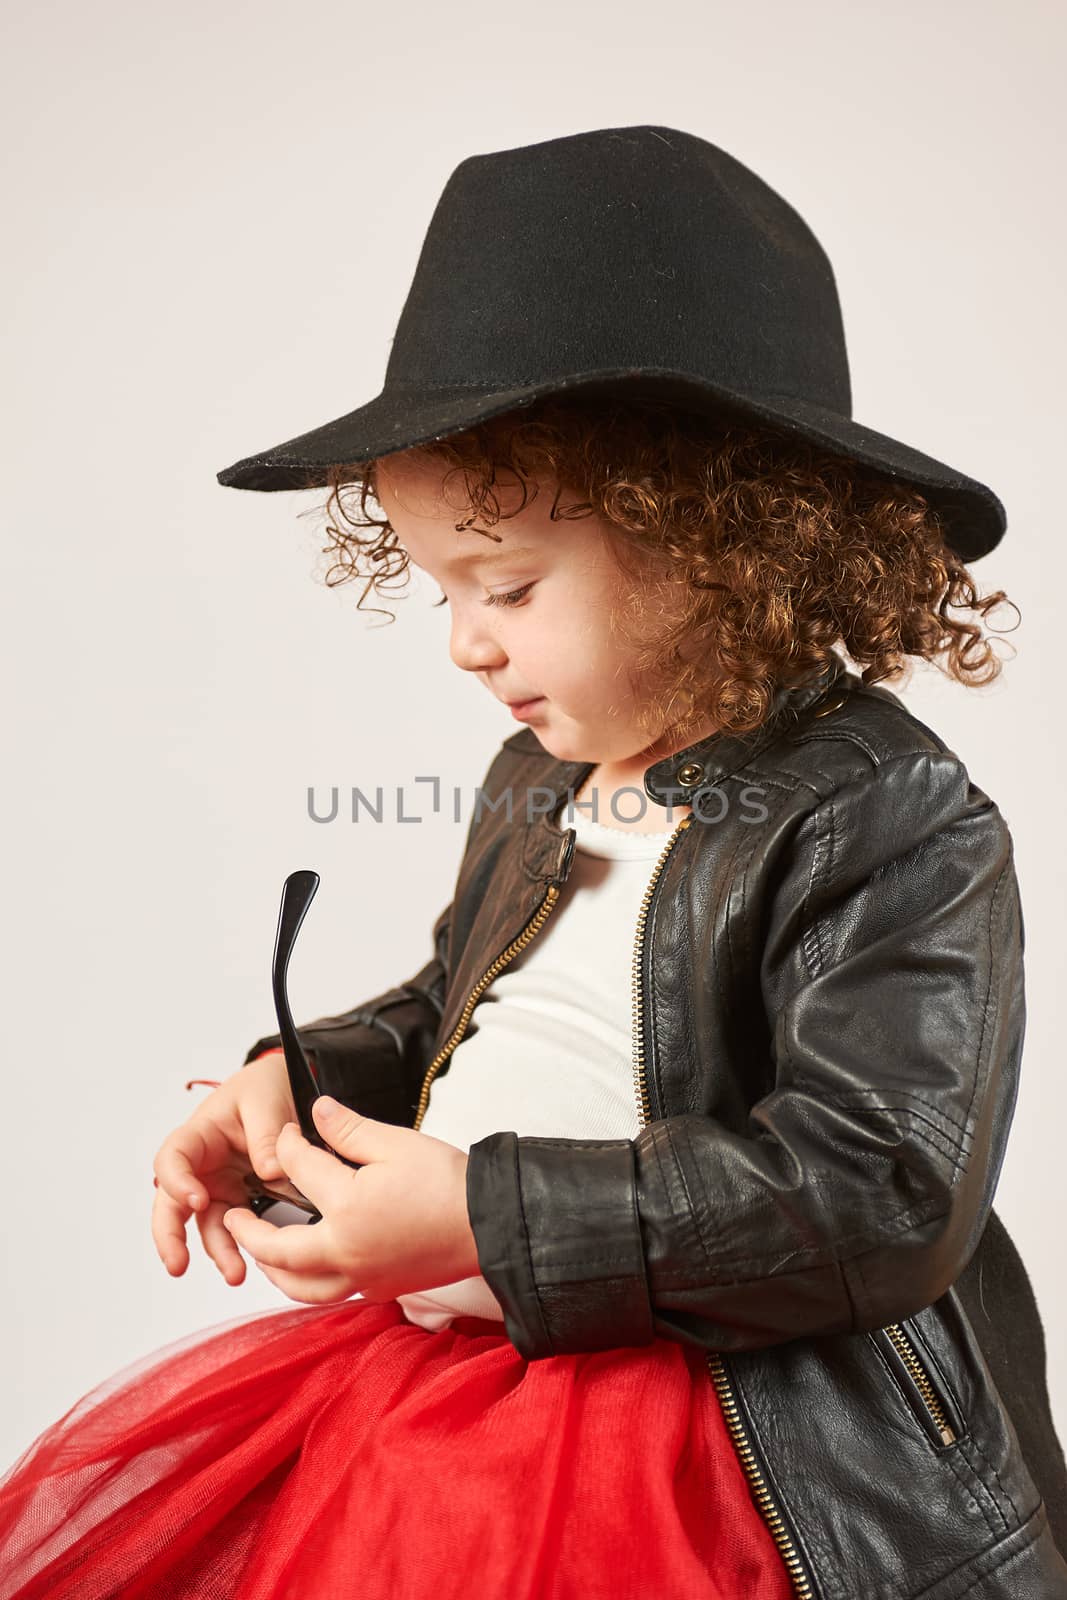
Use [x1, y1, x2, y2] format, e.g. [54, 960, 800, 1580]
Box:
[447, 544, 540, 568]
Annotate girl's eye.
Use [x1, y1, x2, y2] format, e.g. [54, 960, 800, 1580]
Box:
[431, 582, 536, 610]
[484, 582, 535, 609]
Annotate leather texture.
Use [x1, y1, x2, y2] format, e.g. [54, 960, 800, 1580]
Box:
[245, 654, 1067, 1598]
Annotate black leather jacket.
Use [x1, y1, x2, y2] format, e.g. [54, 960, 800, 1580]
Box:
[245, 653, 1067, 1599]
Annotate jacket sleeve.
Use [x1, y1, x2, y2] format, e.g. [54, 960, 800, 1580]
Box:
[243, 900, 452, 1128]
[464, 751, 1026, 1359]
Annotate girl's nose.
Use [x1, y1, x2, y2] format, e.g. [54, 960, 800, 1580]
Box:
[449, 609, 507, 675]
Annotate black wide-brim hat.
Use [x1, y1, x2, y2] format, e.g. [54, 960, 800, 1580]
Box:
[217, 124, 1006, 564]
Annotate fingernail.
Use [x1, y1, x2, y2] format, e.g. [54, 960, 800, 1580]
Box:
[315, 1095, 340, 1116]
[187, 1193, 200, 1210]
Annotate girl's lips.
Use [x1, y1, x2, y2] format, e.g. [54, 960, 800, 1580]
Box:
[508, 697, 545, 720]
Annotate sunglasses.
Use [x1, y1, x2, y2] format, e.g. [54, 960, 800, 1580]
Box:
[241, 870, 363, 1225]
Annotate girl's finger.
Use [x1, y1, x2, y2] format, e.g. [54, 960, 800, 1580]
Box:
[151, 1186, 193, 1277]
[195, 1198, 248, 1286]
[152, 1144, 203, 1212]
[266, 1122, 356, 1213]
[222, 1206, 336, 1275]
[247, 1258, 347, 1305]
[153, 1118, 233, 1211]
[240, 1098, 300, 1184]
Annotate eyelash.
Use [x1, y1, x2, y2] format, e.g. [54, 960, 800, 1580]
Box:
[433, 582, 535, 610]
[485, 582, 535, 608]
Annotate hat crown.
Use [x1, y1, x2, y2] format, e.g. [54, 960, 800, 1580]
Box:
[217, 122, 1006, 564]
[386, 124, 852, 415]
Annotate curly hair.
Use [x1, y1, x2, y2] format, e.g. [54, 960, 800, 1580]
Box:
[298, 389, 1019, 743]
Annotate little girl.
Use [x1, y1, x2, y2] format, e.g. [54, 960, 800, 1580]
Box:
[3, 124, 1067, 1600]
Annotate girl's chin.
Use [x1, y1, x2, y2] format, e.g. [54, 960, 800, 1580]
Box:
[530, 723, 600, 762]
[520, 711, 645, 765]
[523, 723, 582, 759]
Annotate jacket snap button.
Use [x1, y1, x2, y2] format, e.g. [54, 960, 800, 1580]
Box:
[676, 762, 705, 786]
[813, 691, 848, 718]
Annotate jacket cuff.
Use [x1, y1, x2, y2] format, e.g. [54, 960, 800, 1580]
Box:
[465, 1131, 656, 1359]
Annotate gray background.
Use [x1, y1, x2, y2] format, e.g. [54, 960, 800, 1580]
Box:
[3, 0, 1063, 1466]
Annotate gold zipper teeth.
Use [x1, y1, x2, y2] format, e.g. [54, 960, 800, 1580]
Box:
[631, 809, 816, 1600]
[884, 1322, 957, 1445]
[630, 815, 695, 1124]
[706, 1353, 817, 1600]
[412, 884, 562, 1132]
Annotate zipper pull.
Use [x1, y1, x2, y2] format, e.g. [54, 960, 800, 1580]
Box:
[552, 825, 577, 886]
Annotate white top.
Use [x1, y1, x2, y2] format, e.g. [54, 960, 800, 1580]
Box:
[392, 804, 680, 1331]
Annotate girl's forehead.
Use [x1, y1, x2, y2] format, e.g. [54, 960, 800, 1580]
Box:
[377, 460, 567, 545]
[376, 451, 563, 503]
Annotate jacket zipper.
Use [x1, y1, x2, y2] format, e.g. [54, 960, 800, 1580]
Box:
[875, 1322, 959, 1447]
[631, 812, 819, 1600]
[412, 883, 564, 1130]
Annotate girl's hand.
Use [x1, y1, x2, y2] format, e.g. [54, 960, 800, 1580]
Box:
[219, 1097, 481, 1305]
[151, 1049, 299, 1285]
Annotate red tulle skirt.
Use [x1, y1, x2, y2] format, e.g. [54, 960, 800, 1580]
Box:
[0, 1297, 795, 1600]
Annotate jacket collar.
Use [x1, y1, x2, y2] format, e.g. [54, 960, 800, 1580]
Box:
[507, 653, 853, 883]
[643, 651, 851, 804]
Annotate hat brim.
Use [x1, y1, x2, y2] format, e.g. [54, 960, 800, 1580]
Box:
[216, 369, 1006, 563]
